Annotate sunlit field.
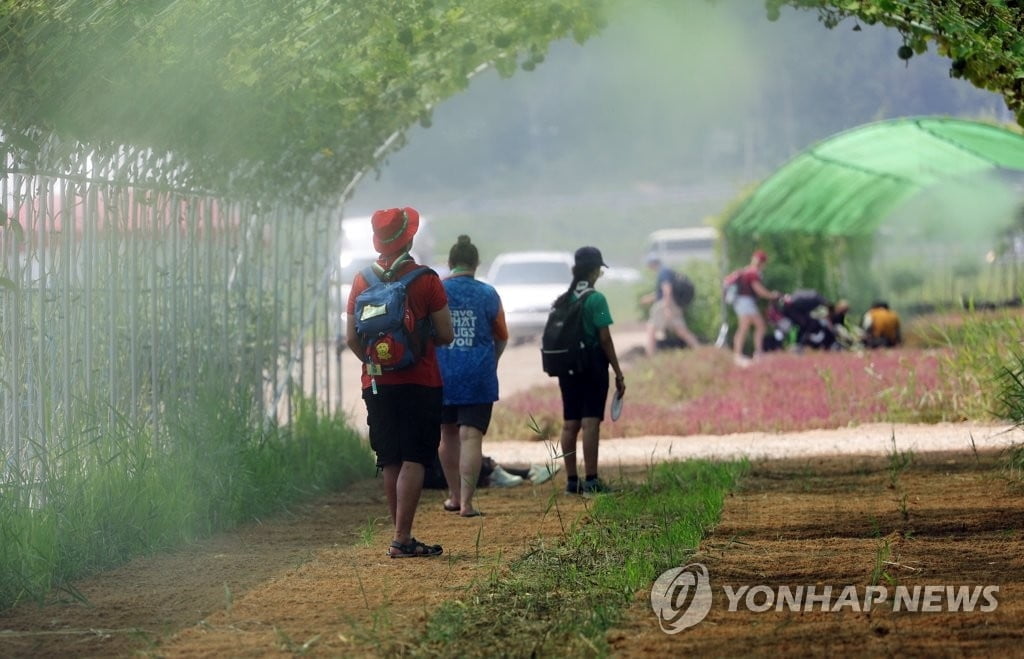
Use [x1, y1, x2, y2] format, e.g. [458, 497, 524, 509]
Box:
[491, 347, 947, 440]
[490, 307, 1024, 441]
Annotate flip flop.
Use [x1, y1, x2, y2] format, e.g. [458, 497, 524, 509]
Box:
[442, 500, 460, 512]
[459, 510, 485, 518]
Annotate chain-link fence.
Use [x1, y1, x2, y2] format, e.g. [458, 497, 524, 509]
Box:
[1, 164, 345, 500]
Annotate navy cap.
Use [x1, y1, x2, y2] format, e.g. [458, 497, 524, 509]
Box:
[574, 246, 608, 269]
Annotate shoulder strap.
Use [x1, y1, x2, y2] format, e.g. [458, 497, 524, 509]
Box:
[361, 266, 381, 285]
[566, 288, 595, 311]
[397, 265, 431, 285]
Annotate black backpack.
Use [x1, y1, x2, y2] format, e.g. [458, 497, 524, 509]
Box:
[670, 271, 696, 307]
[541, 289, 594, 377]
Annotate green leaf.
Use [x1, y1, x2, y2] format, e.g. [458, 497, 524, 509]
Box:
[0, 0, 608, 207]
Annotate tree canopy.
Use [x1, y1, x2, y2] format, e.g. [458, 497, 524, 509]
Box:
[770, 1, 1024, 123]
[1, 0, 1022, 206]
[0, 0, 604, 205]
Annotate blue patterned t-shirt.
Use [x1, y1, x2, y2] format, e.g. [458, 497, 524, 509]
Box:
[437, 275, 505, 405]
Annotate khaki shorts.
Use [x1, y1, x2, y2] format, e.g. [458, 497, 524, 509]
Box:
[649, 298, 685, 332]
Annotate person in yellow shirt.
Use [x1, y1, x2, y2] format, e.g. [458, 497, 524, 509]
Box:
[862, 301, 901, 348]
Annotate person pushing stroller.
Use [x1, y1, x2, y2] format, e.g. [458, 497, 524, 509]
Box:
[770, 289, 849, 351]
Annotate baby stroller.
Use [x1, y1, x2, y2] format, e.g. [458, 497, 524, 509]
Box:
[765, 290, 842, 351]
[763, 302, 789, 352]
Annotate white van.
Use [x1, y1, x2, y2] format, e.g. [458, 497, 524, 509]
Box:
[645, 227, 718, 266]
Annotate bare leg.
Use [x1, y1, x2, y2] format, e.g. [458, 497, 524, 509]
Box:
[384, 461, 425, 543]
[560, 419, 582, 479]
[733, 316, 753, 358]
[438, 423, 460, 508]
[458, 425, 484, 515]
[382, 463, 399, 526]
[580, 417, 601, 477]
[645, 320, 658, 357]
[751, 314, 767, 360]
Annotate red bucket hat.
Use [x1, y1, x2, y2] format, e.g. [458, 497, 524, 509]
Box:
[371, 207, 420, 256]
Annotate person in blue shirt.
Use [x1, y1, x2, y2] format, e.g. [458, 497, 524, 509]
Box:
[641, 254, 701, 356]
[556, 246, 626, 496]
[436, 235, 509, 517]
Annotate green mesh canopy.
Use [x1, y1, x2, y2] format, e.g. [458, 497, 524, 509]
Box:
[726, 117, 1024, 237]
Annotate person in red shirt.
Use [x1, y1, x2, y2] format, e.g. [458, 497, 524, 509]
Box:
[345, 207, 454, 558]
[731, 249, 779, 366]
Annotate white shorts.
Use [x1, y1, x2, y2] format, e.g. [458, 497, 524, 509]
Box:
[732, 295, 759, 317]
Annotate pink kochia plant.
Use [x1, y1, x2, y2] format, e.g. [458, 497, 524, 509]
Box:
[492, 348, 947, 440]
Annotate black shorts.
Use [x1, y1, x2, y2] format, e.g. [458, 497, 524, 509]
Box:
[558, 348, 609, 421]
[363, 384, 443, 467]
[441, 403, 494, 434]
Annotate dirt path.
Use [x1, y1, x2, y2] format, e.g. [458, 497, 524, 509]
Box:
[0, 471, 596, 657]
[608, 449, 1024, 656]
[487, 422, 1024, 467]
[2, 424, 1022, 657]
[4, 326, 1024, 656]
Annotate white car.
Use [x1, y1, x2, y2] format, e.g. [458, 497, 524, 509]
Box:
[484, 251, 574, 344]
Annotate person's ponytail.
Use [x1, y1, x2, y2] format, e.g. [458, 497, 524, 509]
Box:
[554, 265, 592, 307]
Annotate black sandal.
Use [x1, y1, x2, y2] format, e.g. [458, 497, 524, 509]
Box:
[388, 537, 443, 558]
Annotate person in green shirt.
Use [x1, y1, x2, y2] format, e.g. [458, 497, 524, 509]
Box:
[555, 246, 626, 496]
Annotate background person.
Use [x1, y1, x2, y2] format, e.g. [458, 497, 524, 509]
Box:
[730, 249, 779, 366]
[436, 235, 508, 518]
[862, 300, 902, 348]
[829, 299, 855, 347]
[556, 246, 626, 496]
[423, 455, 562, 491]
[777, 289, 835, 350]
[345, 206, 453, 558]
[641, 254, 701, 357]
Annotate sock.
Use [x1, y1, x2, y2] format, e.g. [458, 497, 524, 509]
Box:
[585, 474, 597, 482]
[567, 476, 579, 483]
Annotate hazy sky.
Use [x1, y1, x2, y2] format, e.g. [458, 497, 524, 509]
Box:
[347, 1, 1009, 219]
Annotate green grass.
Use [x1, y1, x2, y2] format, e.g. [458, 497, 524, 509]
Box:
[0, 392, 375, 611]
[397, 459, 747, 657]
[903, 307, 1024, 428]
[996, 350, 1024, 480]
